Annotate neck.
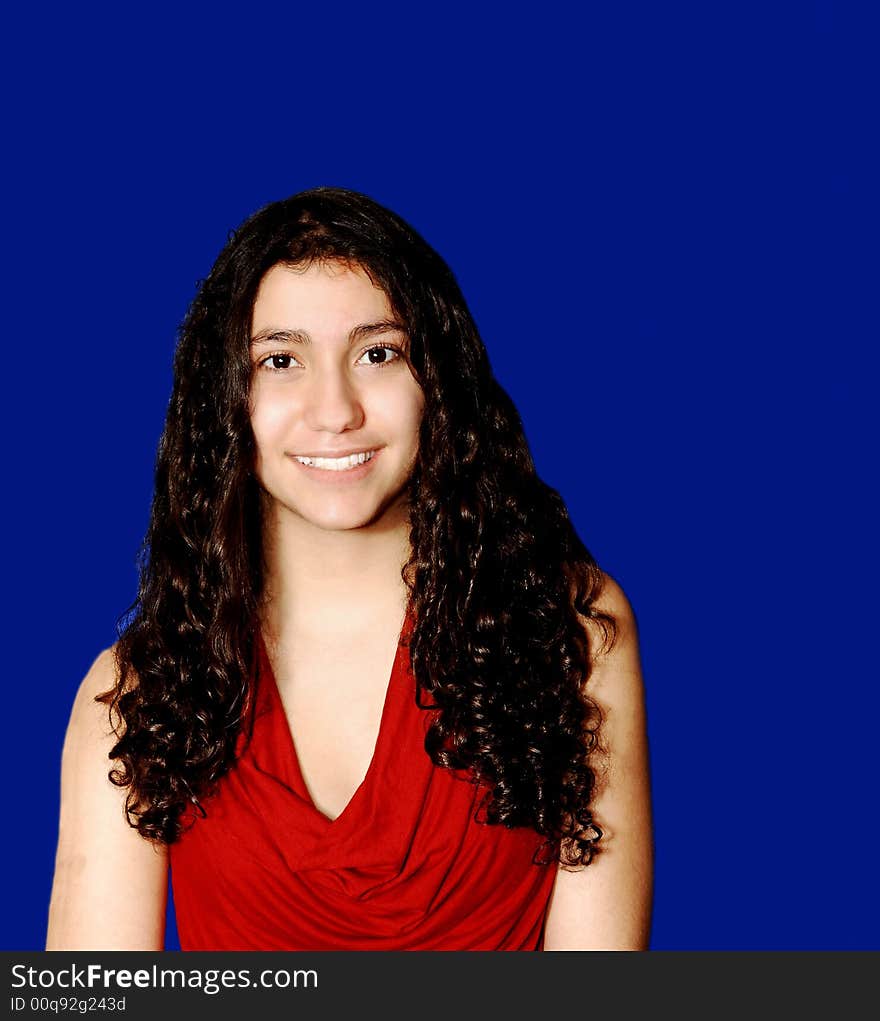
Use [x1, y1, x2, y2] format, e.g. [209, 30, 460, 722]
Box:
[259, 497, 413, 641]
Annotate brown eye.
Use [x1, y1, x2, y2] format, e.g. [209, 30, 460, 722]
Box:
[261, 353, 297, 371]
[357, 346, 400, 367]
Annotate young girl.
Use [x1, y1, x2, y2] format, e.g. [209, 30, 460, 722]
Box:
[47, 187, 652, 950]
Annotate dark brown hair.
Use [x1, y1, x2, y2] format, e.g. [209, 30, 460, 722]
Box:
[100, 186, 615, 867]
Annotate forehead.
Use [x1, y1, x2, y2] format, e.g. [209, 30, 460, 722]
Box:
[251, 261, 393, 335]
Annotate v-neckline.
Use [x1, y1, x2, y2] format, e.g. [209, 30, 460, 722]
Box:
[257, 612, 411, 827]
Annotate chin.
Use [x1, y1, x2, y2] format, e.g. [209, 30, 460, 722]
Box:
[260, 473, 414, 532]
[306, 509, 383, 532]
[286, 494, 406, 533]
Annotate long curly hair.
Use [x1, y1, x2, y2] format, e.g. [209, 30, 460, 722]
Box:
[99, 186, 616, 868]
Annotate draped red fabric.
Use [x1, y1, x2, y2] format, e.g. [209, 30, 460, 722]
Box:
[170, 612, 559, 950]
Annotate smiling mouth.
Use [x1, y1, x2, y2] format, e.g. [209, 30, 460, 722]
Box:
[292, 450, 377, 471]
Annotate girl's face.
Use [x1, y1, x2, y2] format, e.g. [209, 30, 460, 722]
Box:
[249, 260, 424, 533]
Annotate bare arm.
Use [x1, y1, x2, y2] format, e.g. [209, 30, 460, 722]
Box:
[542, 575, 654, 950]
[46, 649, 169, 950]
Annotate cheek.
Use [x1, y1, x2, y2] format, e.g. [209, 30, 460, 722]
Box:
[372, 387, 424, 452]
[250, 386, 299, 450]
[408, 391, 427, 444]
[396, 381, 426, 434]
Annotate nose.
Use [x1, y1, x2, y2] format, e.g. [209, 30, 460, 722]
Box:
[302, 368, 365, 434]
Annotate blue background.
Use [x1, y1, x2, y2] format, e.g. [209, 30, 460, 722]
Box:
[4, 3, 876, 950]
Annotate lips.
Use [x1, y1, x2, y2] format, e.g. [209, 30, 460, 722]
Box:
[293, 447, 380, 459]
[294, 450, 376, 471]
[287, 448, 381, 479]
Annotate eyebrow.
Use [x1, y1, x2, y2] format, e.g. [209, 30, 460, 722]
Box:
[250, 319, 407, 348]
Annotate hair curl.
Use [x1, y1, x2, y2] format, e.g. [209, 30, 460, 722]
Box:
[99, 186, 616, 867]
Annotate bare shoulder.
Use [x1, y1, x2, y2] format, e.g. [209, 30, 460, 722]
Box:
[591, 571, 638, 630]
[47, 645, 168, 950]
[577, 570, 647, 758]
[542, 568, 653, 949]
[582, 564, 636, 629]
[67, 646, 123, 744]
[575, 570, 642, 689]
[60, 646, 138, 784]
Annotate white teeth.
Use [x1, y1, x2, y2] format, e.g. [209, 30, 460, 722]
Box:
[295, 451, 375, 471]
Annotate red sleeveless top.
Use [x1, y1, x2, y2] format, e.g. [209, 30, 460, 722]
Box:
[169, 613, 559, 950]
